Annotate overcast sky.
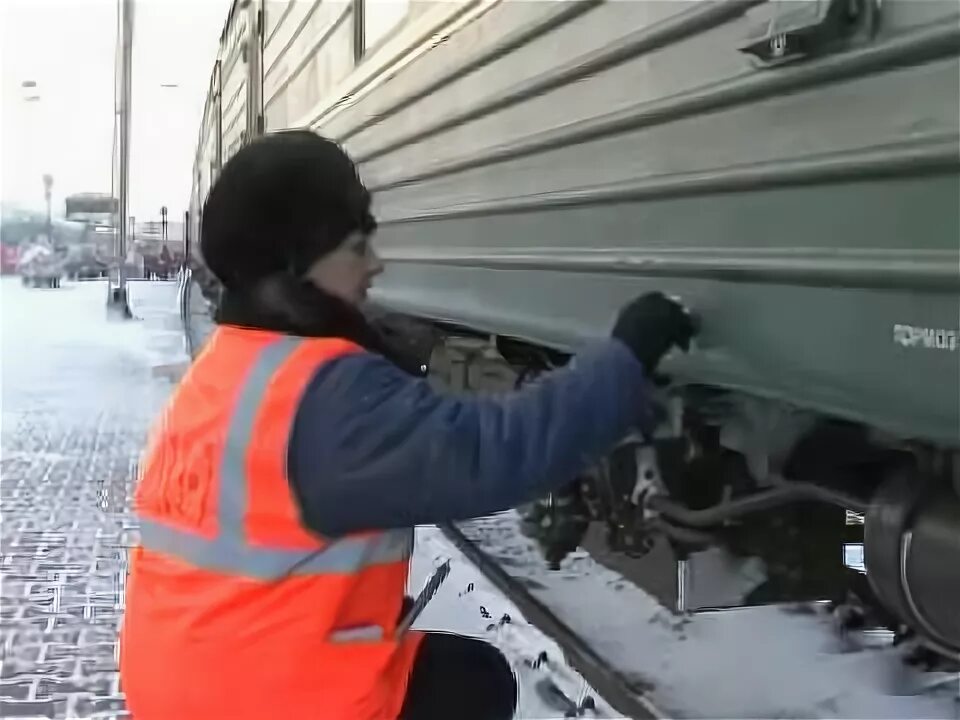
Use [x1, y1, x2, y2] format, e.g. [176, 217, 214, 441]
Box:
[1, 0, 231, 222]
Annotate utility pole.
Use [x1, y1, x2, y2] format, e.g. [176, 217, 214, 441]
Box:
[183, 210, 190, 270]
[108, 0, 134, 318]
[42, 174, 53, 243]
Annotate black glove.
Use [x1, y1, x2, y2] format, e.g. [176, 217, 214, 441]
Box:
[612, 292, 696, 373]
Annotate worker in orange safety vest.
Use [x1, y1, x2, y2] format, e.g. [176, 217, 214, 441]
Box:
[119, 131, 695, 719]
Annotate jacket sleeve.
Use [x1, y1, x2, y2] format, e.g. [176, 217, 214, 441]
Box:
[287, 339, 656, 536]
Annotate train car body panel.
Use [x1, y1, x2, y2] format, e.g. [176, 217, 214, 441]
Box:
[188, 0, 960, 449]
[272, 0, 960, 447]
[191, 0, 960, 447]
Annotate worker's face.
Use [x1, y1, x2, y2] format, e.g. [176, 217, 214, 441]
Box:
[304, 231, 384, 306]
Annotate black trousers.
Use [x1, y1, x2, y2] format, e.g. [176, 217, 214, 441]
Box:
[398, 632, 518, 720]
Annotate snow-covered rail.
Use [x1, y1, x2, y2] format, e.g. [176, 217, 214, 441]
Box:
[441, 522, 663, 719]
[449, 510, 960, 720]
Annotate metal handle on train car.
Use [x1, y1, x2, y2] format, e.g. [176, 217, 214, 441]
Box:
[739, 0, 882, 66]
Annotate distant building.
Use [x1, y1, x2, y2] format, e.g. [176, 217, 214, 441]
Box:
[60, 193, 117, 278]
[64, 193, 117, 228]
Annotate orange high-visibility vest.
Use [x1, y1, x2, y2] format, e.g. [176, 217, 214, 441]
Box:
[120, 326, 423, 720]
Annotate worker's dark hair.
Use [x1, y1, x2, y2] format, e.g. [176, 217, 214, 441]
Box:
[200, 130, 375, 290]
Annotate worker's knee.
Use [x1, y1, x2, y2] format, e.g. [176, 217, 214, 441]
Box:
[400, 632, 517, 720]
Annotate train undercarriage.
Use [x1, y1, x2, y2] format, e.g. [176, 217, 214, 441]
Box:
[403, 324, 960, 668]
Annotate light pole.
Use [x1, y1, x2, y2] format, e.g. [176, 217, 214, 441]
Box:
[108, 0, 134, 318]
[19, 81, 43, 214]
[43, 174, 53, 242]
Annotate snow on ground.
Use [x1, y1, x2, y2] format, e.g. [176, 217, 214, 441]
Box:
[2, 279, 181, 420]
[459, 513, 960, 719]
[1, 278, 188, 719]
[409, 526, 622, 718]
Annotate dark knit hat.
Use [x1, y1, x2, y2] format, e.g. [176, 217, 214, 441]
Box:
[200, 131, 375, 291]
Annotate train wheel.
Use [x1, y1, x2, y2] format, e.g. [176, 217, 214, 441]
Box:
[865, 467, 960, 659]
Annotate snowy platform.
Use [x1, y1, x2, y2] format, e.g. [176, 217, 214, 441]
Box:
[1, 279, 184, 719]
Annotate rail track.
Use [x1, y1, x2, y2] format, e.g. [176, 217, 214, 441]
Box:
[441, 522, 662, 720]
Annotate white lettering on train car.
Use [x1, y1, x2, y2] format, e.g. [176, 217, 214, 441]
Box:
[893, 324, 959, 351]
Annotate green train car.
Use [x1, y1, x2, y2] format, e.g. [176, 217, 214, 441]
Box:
[186, 0, 960, 659]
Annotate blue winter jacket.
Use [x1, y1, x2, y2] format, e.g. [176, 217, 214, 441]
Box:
[287, 338, 654, 536]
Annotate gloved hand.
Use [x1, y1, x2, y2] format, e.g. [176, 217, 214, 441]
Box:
[612, 292, 696, 373]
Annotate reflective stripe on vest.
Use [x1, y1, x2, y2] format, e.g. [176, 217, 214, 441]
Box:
[138, 335, 413, 581]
